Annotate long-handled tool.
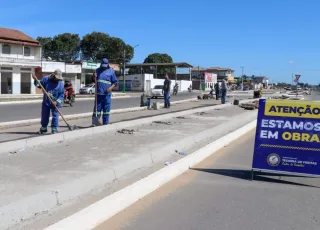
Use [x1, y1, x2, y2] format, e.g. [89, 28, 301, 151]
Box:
[93, 71, 102, 126]
[34, 76, 79, 131]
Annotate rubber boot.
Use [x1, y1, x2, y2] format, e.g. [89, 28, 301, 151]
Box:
[38, 127, 48, 135]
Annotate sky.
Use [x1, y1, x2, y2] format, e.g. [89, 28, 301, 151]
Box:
[1, 0, 320, 84]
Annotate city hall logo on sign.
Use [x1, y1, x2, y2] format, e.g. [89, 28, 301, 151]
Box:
[267, 153, 281, 166]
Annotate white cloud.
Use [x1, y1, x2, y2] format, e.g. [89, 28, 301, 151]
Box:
[288, 60, 295, 64]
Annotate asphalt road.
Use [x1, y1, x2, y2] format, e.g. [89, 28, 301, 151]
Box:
[96, 131, 320, 230]
[0, 92, 199, 123]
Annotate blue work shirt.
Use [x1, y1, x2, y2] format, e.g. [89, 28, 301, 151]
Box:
[34, 76, 64, 107]
[95, 67, 118, 96]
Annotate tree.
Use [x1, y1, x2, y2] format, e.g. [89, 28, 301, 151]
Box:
[81, 32, 134, 63]
[37, 33, 80, 61]
[37, 36, 53, 59]
[52, 33, 80, 61]
[81, 32, 110, 61]
[143, 53, 174, 75]
[144, 53, 173, 64]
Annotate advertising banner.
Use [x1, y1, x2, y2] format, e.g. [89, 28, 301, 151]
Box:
[204, 72, 213, 82]
[252, 99, 320, 176]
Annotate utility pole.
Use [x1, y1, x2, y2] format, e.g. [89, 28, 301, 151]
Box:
[240, 66, 244, 90]
[122, 49, 126, 93]
[198, 65, 201, 91]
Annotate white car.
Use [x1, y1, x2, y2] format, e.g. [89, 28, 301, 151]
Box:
[151, 85, 164, 99]
[79, 84, 95, 94]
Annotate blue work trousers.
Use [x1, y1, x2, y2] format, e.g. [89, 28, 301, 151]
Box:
[164, 91, 171, 108]
[221, 89, 227, 104]
[92, 95, 111, 125]
[41, 103, 59, 131]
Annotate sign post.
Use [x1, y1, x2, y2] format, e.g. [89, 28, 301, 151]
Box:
[252, 99, 320, 179]
[294, 74, 301, 98]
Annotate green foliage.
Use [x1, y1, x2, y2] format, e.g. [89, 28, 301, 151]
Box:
[143, 53, 173, 64]
[37, 33, 80, 61]
[37, 32, 134, 63]
[143, 53, 174, 75]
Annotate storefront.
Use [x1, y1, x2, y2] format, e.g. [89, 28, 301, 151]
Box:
[36, 61, 82, 94]
[81, 62, 99, 85]
[0, 66, 36, 94]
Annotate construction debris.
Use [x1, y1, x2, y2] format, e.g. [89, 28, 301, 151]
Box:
[117, 129, 135, 134]
[153, 121, 172, 125]
[239, 101, 259, 110]
[176, 116, 187, 119]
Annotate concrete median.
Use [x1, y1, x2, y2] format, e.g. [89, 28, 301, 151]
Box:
[0, 100, 257, 230]
[45, 117, 258, 230]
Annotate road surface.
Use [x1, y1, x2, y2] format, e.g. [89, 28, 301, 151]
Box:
[96, 130, 320, 230]
[0, 92, 198, 122]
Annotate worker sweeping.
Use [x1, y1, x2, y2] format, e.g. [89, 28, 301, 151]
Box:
[92, 58, 118, 126]
[32, 69, 64, 134]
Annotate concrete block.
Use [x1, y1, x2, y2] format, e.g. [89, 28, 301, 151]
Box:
[153, 102, 160, 110]
[113, 154, 153, 179]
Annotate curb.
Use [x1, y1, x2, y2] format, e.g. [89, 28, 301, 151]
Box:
[0, 94, 130, 105]
[0, 98, 197, 129]
[0, 99, 256, 154]
[44, 119, 257, 230]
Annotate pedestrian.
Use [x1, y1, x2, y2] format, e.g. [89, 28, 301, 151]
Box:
[221, 77, 228, 104]
[32, 69, 64, 134]
[162, 74, 171, 108]
[214, 82, 220, 100]
[92, 58, 118, 126]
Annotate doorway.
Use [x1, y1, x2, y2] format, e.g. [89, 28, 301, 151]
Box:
[21, 73, 31, 94]
[1, 72, 13, 94]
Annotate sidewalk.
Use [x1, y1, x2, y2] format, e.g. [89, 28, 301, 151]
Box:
[0, 101, 258, 230]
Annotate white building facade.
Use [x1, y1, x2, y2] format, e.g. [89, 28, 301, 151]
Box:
[0, 28, 41, 94]
[40, 61, 82, 93]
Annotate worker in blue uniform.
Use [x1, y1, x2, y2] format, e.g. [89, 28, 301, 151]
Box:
[92, 58, 118, 126]
[32, 69, 64, 134]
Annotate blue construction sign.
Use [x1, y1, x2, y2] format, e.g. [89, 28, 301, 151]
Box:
[252, 99, 320, 176]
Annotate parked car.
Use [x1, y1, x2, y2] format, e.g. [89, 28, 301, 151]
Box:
[79, 84, 95, 94]
[151, 85, 164, 99]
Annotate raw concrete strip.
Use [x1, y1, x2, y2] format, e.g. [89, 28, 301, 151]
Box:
[44, 120, 257, 230]
[0, 106, 257, 230]
[0, 98, 197, 129]
[0, 99, 255, 154]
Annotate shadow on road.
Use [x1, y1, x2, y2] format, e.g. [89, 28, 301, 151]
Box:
[191, 168, 320, 188]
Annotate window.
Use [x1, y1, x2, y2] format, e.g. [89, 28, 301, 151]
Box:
[1, 67, 13, 71]
[2, 44, 10, 54]
[24, 47, 31, 56]
[20, 68, 32, 72]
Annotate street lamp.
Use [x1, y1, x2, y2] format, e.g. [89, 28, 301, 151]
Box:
[122, 44, 139, 93]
